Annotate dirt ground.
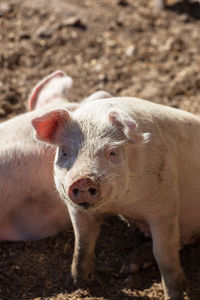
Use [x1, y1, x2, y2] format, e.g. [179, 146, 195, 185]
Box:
[0, 0, 200, 299]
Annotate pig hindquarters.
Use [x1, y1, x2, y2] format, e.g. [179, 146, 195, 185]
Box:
[32, 97, 200, 299]
[0, 70, 77, 241]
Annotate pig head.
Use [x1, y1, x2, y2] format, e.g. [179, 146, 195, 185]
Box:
[32, 104, 148, 212]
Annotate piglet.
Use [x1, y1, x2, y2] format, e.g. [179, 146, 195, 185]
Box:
[32, 96, 200, 299]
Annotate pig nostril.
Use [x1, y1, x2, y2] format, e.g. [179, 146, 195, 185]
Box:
[88, 188, 97, 196]
[73, 188, 79, 197]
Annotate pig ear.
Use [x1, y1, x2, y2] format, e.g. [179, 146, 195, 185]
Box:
[31, 109, 70, 144]
[84, 90, 112, 103]
[28, 70, 73, 111]
[108, 109, 150, 143]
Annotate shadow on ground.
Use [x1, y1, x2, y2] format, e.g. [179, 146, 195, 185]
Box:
[167, 0, 200, 20]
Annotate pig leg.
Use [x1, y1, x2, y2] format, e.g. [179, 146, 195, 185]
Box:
[150, 216, 186, 299]
[68, 205, 100, 285]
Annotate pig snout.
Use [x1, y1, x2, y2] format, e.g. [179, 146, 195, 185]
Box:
[68, 177, 101, 208]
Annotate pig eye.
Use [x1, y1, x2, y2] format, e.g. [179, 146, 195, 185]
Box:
[107, 148, 120, 163]
[62, 148, 67, 157]
[109, 150, 117, 156]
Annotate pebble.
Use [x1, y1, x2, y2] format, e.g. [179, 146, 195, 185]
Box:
[61, 16, 87, 30]
[0, 3, 12, 17]
[36, 25, 57, 38]
[125, 45, 135, 57]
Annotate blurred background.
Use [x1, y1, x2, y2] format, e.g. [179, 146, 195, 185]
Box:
[0, 0, 200, 299]
[0, 0, 200, 118]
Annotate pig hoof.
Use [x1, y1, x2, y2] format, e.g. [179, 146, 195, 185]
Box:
[66, 274, 74, 287]
[72, 279, 91, 289]
[164, 273, 187, 300]
[71, 272, 94, 288]
[71, 277, 86, 288]
[67, 271, 92, 288]
[120, 241, 155, 274]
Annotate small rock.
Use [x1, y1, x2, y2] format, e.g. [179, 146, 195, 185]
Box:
[98, 74, 108, 83]
[36, 25, 57, 38]
[0, 3, 12, 17]
[94, 64, 103, 72]
[61, 17, 87, 30]
[107, 40, 117, 48]
[20, 33, 31, 40]
[125, 45, 135, 57]
[8, 32, 15, 40]
[179, 13, 190, 23]
[0, 108, 6, 117]
[162, 37, 175, 51]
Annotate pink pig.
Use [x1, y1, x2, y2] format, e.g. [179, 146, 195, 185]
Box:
[32, 97, 200, 299]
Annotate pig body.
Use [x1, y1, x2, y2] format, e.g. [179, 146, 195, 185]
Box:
[32, 96, 200, 299]
[0, 105, 70, 241]
[0, 70, 79, 241]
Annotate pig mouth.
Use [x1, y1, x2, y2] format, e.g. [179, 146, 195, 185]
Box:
[78, 202, 90, 209]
